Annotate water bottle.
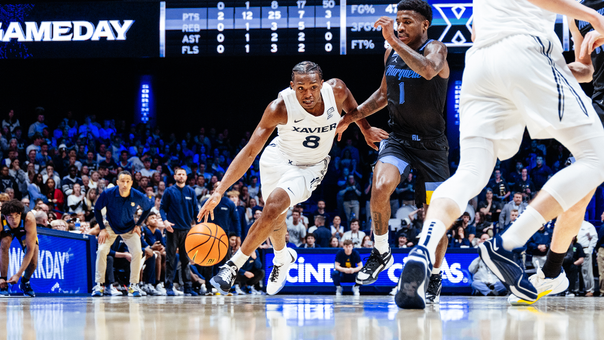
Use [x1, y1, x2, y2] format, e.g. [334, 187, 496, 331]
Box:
[75, 218, 81, 232]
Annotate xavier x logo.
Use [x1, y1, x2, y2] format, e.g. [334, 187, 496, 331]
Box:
[433, 4, 474, 47]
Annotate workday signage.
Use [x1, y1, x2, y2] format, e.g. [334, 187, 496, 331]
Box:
[0, 3, 159, 58]
[7, 232, 91, 294]
[264, 249, 477, 293]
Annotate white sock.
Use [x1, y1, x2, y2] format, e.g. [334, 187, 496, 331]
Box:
[273, 247, 289, 265]
[418, 220, 447, 263]
[432, 268, 441, 275]
[374, 233, 390, 254]
[501, 206, 546, 251]
[230, 250, 250, 269]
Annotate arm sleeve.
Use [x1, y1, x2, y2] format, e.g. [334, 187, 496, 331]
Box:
[94, 192, 107, 229]
[159, 190, 170, 221]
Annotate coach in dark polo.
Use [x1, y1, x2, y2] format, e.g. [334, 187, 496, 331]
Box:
[160, 166, 199, 296]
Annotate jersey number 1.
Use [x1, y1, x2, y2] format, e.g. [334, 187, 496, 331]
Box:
[399, 82, 405, 104]
[303, 135, 320, 149]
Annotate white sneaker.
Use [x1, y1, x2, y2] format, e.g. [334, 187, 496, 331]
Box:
[155, 283, 167, 296]
[173, 287, 184, 296]
[508, 268, 569, 306]
[138, 283, 148, 296]
[91, 283, 104, 297]
[128, 284, 142, 297]
[234, 284, 246, 295]
[352, 285, 360, 297]
[266, 248, 297, 295]
[108, 285, 122, 296]
[335, 286, 343, 296]
[389, 287, 398, 296]
[145, 283, 161, 296]
[250, 286, 263, 295]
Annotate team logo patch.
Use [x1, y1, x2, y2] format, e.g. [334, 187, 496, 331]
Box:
[131, 202, 135, 207]
[327, 107, 334, 119]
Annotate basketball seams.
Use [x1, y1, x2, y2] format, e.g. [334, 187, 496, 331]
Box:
[186, 223, 229, 266]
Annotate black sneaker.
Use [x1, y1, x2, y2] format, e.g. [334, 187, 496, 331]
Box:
[20, 280, 35, 298]
[425, 273, 442, 304]
[210, 261, 238, 295]
[356, 247, 394, 285]
[395, 245, 432, 309]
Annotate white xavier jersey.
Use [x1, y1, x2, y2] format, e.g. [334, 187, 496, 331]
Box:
[272, 82, 340, 166]
[472, 0, 558, 49]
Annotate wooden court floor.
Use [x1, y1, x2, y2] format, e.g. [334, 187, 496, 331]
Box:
[0, 295, 603, 340]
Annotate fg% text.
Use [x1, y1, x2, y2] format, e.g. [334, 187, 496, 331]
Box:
[351, 4, 375, 14]
[351, 40, 375, 49]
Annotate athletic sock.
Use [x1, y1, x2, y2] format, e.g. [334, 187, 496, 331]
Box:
[374, 233, 390, 254]
[273, 247, 290, 266]
[501, 206, 546, 251]
[541, 250, 566, 279]
[230, 250, 250, 269]
[418, 219, 447, 263]
[432, 267, 441, 275]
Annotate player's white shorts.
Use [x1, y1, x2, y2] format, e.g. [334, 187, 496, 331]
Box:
[259, 143, 329, 211]
[460, 34, 602, 160]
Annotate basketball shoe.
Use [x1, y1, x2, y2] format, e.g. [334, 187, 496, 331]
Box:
[395, 245, 432, 309]
[91, 283, 104, 297]
[478, 235, 537, 302]
[266, 248, 297, 295]
[128, 283, 142, 297]
[211, 261, 238, 295]
[425, 273, 442, 304]
[0, 286, 8, 297]
[507, 268, 569, 306]
[20, 280, 35, 297]
[356, 247, 394, 285]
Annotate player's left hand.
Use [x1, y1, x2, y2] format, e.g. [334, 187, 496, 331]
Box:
[361, 127, 389, 151]
[581, 30, 604, 59]
[374, 16, 396, 42]
[198, 191, 222, 222]
[7, 274, 20, 285]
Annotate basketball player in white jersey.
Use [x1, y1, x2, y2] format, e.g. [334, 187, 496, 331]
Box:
[197, 61, 388, 295]
[396, 0, 604, 309]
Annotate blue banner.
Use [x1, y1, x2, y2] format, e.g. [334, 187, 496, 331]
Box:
[7, 231, 91, 294]
[264, 249, 478, 293]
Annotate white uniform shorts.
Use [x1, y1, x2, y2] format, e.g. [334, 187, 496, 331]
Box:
[259, 144, 330, 210]
[460, 34, 601, 160]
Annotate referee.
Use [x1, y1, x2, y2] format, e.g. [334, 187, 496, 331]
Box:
[92, 171, 153, 297]
[160, 166, 199, 296]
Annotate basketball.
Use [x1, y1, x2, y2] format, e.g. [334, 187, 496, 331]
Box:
[185, 223, 229, 267]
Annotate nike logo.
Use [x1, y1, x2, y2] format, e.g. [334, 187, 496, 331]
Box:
[294, 119, 304, 123]
[493, 239, 499, 251]
[287, 187, 294, 194]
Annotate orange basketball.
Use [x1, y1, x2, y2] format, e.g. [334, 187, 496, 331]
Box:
[185, 223, 229, 266]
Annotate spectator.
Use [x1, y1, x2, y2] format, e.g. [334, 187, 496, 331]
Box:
[0, 165, 20, 199]
[450, 226, 471, 248]
[245, 208, 262, 242]
[27, 173, 47, 209]
[84, 151, 98, 171]
[234, 249, 264, 295]
[2, 109, 20, 133]
[339, 175, 362, 222]
[286, 204, 309, 227]
[473, 211, 493, 238]
[84, 188, 99, 221]
[302, 233, 319, 248]
[397, 235, 410, 248]
[140, 158, 156, 178]
[227, 190, 246, 244]
[332, 239, 362, 296]
[25, 134, 43, 156]
[460, 212, 476, 244]
[563, 236, 586, 297]
[361, 235, 373, 248]
[43, 178, 64, 218]
[526, 224, 552, 270]
[577, 220, 597, 297]
[99, 150, 118, 180]
[67, 183, 85, 214]
[341, 219, 365, 248]
[9, 159, 27, 198]
[330, 215, 344, 241]
[478, 188, 501, 223]
[78, 116, 100, 140]
[310, 215, 331, 247]
[499, 209, 519, 235]
[529, 156, 552, 191]
[329, 236, 340, 248]
[487, 169, 510, 202]
[512, 168, 535, 201]
[247, 176, 260, 200]
[286, 210, 306, 248]
[311, 200, 330, 226]
[469, 236, 507, 296]
[499, 192, 528, 227]
[284, 231, 297, 249]
[141, 212, 167, 296]
[61, 165, 83, 196]
[34, 210, 49, 228]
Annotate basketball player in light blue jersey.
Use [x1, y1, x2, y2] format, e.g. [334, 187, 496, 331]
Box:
[198, 61, 389, 295]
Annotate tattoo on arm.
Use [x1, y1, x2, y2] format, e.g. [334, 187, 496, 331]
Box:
[372, 212, 388, 235]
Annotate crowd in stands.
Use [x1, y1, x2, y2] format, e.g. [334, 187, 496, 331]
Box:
[3, 107, 604, 296]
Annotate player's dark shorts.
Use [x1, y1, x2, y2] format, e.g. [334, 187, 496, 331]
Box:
[377, 132, 450, 206]
[1, 226, 37, 250]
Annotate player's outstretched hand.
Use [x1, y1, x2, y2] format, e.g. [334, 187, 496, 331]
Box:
[361, 127, 389, 151]
[336, 116, 351, 142]
[374, 16, 396, 42]
[581, 30, 604, 59]
[198, 192, 221, 223]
